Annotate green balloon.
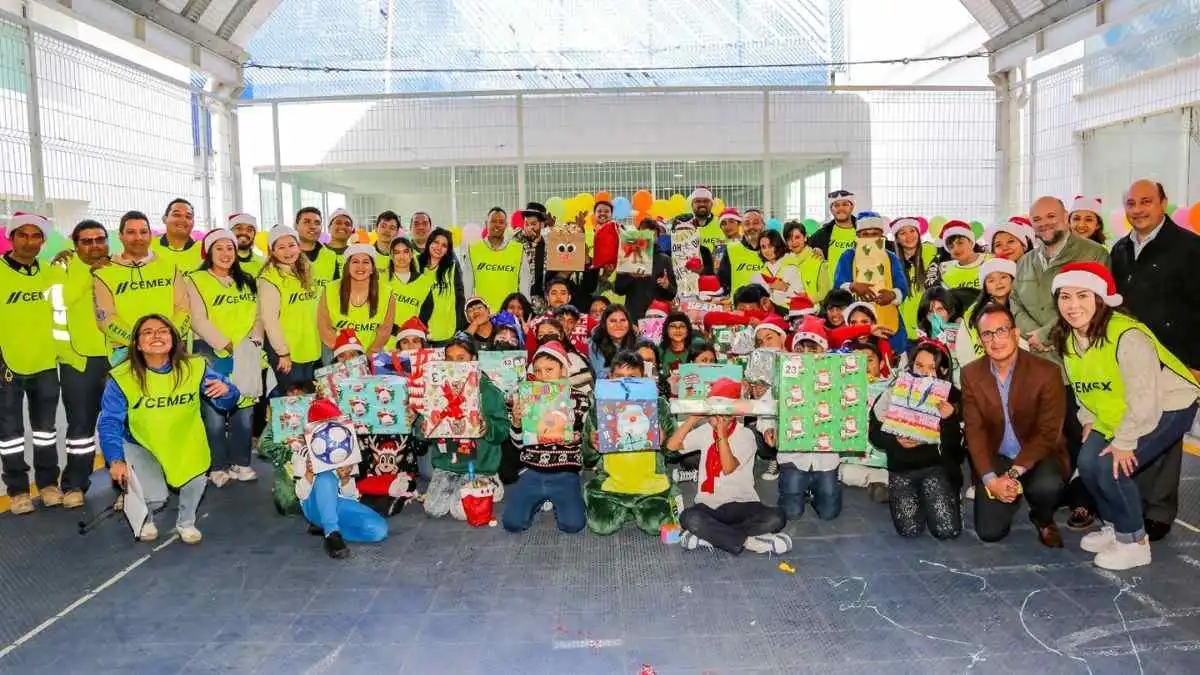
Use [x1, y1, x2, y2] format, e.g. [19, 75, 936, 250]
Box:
[969, 220, 985, 238]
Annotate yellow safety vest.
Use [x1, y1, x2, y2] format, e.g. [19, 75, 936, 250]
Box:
[781, 248, 826, 303]
[93, 258, 178, 350]
[941, 255, 991, 290]
[306, 245, 340, 292]
[0, 259, 55, 375]
[188, 270, 258, 353]
[323, 284, 390, 349]
[468, 239, 523, 311]
[150, 236, 203, 274]
[1064, 313, 1199, 437]
[697, 218, 725, 255]
[259, 265, 322, 363]
[110, 356, 212, 487]
[825, 225, 858, 287]
[898, 243, 938, 339]
[389, 270, 435, 325]
[425, 263, 460, 342]
[726, 242, 765, 296]
[373, 245, 393, 272]
[236, 250, 266, 277]
[50, 255, 108, 370]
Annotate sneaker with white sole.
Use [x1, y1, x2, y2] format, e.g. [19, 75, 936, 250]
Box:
[964, 485, 975, 500]
[138, 522, 158, 541]
[751, 533, 793, 554]
[1093, 540, 1151, 571]
[672, 468, 698, 484]
[1080, 524, 1117, 553]
[209, 470, 231, 488]
[229, 465, 258, 482]
[760, 460, 780, 481]
[177, 526, 203, 545]
[679, 531, 713, 551]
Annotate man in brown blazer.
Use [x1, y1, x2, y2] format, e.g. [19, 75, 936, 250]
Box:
[961, 304, 1067, 547]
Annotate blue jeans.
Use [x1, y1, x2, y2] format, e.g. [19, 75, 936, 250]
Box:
[302, 471, 387, 542]
[778, 463, 842, 521]
[201, 400, 254, 471]
[502, 469, 586, 533]
[1078, 403, 1197, 542]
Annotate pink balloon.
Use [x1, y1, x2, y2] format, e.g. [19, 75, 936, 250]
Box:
[190, 230, 205, 241]
[0, 228, 10, 255]
[151, 228, 165, 237]
[318, 232, 330, 243]
[1110, 208, 1130, 236]
[1173, 207, 1189, 227]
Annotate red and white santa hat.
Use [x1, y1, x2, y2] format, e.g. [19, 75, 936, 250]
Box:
[985, 219, 1032, 251]
[8, 212, 51, 239]
[395, 317, 428, 342]
[533, 340, 571, 370]
[329, 208, 353, 224]
[307, 397, 344, 425]
[227, 212, 257, 229]
[718, 208, 743, 223]
[698, 275, 723, 295]
[978, 257, 1017, 284]
[201, 228, 235, 257]
[1052, 262, 1123, 307]
[888, 216, 927, 239]
[689, 186, 714, 202]
[755, 315, 789, 339]
[708, 377, 742, 400]
[787, 295, 816, 319]
[940, 220, 975, 248]
[344, 243, 376, 261]
[645, 300, 671, 318]
[843, 301, 876, 322]
[790, 315, 829, 352]
[333, 327, 365, 358]
[1070, 195, 1103, 217]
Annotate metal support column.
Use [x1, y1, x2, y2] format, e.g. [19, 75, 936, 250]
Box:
[990, 67, 1014, 219]
[762, 90, 772, 214]
[1027, 78, 1038, 202]
[200, 99, 213, 229]
[515, 94, 526, 205]
[228, 103, 243, 212]
[449, 165, 458, 226]
[271, 101, 283, 227]
[22, 2, 46, 213]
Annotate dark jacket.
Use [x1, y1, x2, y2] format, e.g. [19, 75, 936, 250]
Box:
[960, 349, 1068, 480]
[1110, 216, 1200, 369]
[614, 250, 677, 321]
[807, 216, 857, 259]
[869, 386, 962, 474]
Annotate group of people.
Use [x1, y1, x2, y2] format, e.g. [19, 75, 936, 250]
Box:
[0, 178, 1196, 570]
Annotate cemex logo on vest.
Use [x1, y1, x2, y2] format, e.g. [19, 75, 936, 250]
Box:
[735, 262, 759, 271]
[212, 291, 256, 306]
[288, 290, 320, 304]
[395, 294, 421, 308]
[476, 262, 517, 273]
[131, 391, 197, 409]
[1073, 381, 1113, 394]
[6, 290, 44, 304]
[335, 320, 380, 333]
[114, 278, 172, 295]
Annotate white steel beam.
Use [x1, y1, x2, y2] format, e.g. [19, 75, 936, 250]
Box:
[989, 0, 1165, 74]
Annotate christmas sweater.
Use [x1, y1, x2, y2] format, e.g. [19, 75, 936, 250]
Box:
[582, 395, 676, 495]
[512, 389, 591, 472]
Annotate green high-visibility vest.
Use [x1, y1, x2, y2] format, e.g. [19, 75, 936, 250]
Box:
[697, 218, 725, 254]
[110, 356, 212, 487]
[306, 245, 340, 293]
[323, 284, 390, 350]
[425, 264, 460, 342]
[1064, 313, 1199, 438]
[898, 242, 939, 339]
[388, 270, 435, 325]
[0, 259, 55, 375]
[236, 250, 266, 277]
[259, 265, 322, 364]
[468, 239, 523, 311]
[824, 225, 858, 287]
[726, 242, 765, 296]
[941, 258, 990, 290]
[188, 270, 258, 352]
[93, 257, 177, 350]
[49, 255, 108, 370]
[782, 248, 826, 303]
[150, 236, 202, 274]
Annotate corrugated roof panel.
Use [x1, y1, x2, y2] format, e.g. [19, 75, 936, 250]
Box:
[958, 0, 1015, 36]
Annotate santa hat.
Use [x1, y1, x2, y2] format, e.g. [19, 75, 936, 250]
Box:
[940, 220, 975, 248]
[8, 212, 50, 239]
[1008, 216, 1035, 243]
[718, 208, 742, 224]
[645, 300, 671, 318]
[790, 315, 828, 352]
[344, 243, 375, 261]
[688, 186, 714, 202]
[708, 377, 742, 400]
[787, 295, 816, 319]
[201, 228, 235, 257]
[268, 225, 299, 250]
[827, 190, 856, 211]
[985, 220, 1032, 251]
[1070, 195, 1103, 217]
[843, 302, 876, 322]
[979, 258, 1017, 285]
[464, 296, 489, 314]
[698, 275, 723, 295]
[532, 340, 571, 370]
[329, 208, 353, 224]
[855, 211, 888, 233]
[332, 328, 365, 358]
[1052, 262, 1123, 307]
[755, 315, 789, 340]
[395, 317, 428, 342]
[888, 216, 927, 239]
[702, 310, 751, 331]
[227, 212, 257, 229]
[307, 397, 344, 425]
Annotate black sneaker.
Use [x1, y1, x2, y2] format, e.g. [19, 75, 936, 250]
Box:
[307, 523, 324, 536]
[324, 532, 350, 559]
[1145, 519, 1171, 543]
[867, 482, 890, 503]
[1066, 507, 1096, 531]
[760, 460, 780, 481]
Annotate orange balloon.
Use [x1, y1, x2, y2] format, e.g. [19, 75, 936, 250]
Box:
[354, 227, 369, 243]
[1189, 202, 1200, 232]
[631, 190, 653, 212]
[595, 191, 612, 203]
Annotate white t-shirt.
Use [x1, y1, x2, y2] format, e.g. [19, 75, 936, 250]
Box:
[684, 423, 761, 508]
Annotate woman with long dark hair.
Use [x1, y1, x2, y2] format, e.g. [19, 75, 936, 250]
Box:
[1053, 263, 1199, 570]
[185, 229, 263, 486]
[888, 217, 937, 339]
[318, 244, 396, 356]
[387, 236, 434, 326]
[659, 311, 694, 374]
[753, 229, 805, 311]
[588, 303, 639, 378]
[417, 227, 465, 344]
[1069, 196, 1107, 246]
[258, 225, 321, 392]
[97, 315, 240, 544]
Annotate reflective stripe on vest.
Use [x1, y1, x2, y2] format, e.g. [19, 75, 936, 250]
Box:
[52, 255, 108, 361]
[726, 242, 765, 296]
[469, 240, 523, 311]
[110, 357, 212, 487]
[93, 258, 177, 349]
[1064, 313, 1199, 437]
[188, 270, 258, 347]
[0, 261, 56, 375]
[259, 266, 322, 363]
[323, 284, 389, 349]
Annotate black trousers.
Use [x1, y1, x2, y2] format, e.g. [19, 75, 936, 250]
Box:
[973, 456, 1063, 543]
[0, 367, 60, 494]
[59, 357, 109, 492]
[679, 501, 785, 554]
[1134, 439, 1182, 524]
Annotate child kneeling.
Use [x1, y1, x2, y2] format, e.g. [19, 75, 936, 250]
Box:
[777, 321, 842, 521]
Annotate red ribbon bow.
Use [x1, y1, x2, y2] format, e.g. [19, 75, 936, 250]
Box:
[622, 239, 649, 256]
[684, 257, 703, 273]
[428, 381, 466, 429]
[760, 273, 778, 285]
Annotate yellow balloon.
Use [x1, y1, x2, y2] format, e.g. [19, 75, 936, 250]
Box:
[651, 199, 670, 219]
[713, 197, 726, 215]
[254, 231, 268, 254]
[368, 231, 378, 244]
[448, 225, 463, 247]
[574, 192, 595, 214]
[669, 193, 687, 217]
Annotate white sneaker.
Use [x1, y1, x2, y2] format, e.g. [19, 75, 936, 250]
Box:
[1081, 524, 1117, 553]
[209, 470, 231, 488]
[964, 485, 975, 500]
[679, 531, 713, 551]
[748, 533, 793, 554]
[743, 536, 772, 554]
[1094, 540, 1151, 571]
[229, 465, 258, 482]
[540, 501, 554, 512]
[177, 526, 203, 545]
[760, 460, 780, 481]
[138, 522, 158, 542]
[672, 468, 698, 484]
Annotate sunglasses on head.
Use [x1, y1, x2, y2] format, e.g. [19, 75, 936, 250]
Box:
[828, 190, 854, 199]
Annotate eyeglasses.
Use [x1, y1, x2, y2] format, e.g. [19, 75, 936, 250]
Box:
[138, 327, 172, 338]
[978, 326, 1013, 343]
[76, 236, 107, 246]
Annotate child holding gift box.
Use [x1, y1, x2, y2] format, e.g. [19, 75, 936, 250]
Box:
[868, 340, 963, 539]
[582, 351, 679, 535]
[503, 341, 591, 533]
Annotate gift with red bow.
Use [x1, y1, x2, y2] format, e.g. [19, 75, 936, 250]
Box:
[420, 361, 485, 439]
[617, 229, 655, 275]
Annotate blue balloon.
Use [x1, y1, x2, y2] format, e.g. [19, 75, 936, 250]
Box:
[767, 217, 782, 232]
[612, 196, 632, 220]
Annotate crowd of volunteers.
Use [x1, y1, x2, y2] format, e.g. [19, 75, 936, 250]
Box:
[1, 179, 1197, 570]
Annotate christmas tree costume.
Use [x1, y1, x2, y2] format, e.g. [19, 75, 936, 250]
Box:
[259, 424, 303, 516]
[582, 397, 678, 535]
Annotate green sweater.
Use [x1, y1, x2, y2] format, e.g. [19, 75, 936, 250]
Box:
[413, 372, 508, 475]
[1010, 233, 1109, 366]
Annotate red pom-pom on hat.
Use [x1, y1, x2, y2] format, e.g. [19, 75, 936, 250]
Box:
[332, 328, 364, 358]
[1052, 262, 1123, 307]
